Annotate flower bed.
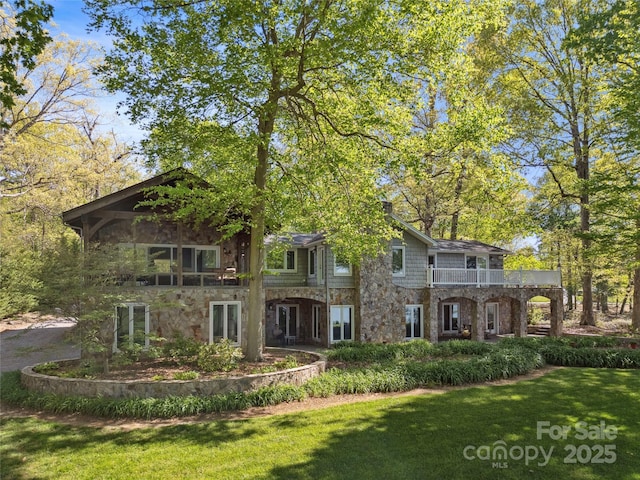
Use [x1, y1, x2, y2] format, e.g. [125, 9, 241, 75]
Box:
[21, 348, 326, 399]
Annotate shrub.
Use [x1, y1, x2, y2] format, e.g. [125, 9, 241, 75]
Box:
[114, 334, 163, 366]
[327, 340, 434, 363]
[528, 307, 545, 325]
[327, 342, 400, 363]
[162, 331, 202, 365]
[247, 384, 307, 406]
[401, 347, 542, 386]
[33, 362, 60, 374]
[432, 340, 494, 357]
[197, 339, 244, 372]
[540, 344, 640, 368]
[274, 354, 299, 370]
[52, 361, 101, 379]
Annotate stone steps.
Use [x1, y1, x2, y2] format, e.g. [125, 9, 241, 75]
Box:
[527, 324, 551, 336]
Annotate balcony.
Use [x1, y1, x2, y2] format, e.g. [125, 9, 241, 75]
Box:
[427, 267, 561, 288]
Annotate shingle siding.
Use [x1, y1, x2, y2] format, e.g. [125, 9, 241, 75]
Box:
[392, 233, 429, 288]
[264, 249, 309, 287]
[327, 249, 355, 288]
[434, 252, 465, 268]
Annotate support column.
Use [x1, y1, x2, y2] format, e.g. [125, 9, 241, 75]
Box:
[513, 297, 528, 337]
[472, 301, 485, 342]
[550, 295, 563, 337]
[428, 291, 439, 344]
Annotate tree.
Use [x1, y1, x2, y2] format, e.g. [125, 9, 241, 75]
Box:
[569, 0, 640, 149]
[0, 36, 141, 317]
[86, 0, 490, 361]
[489, 0, 614, 325]
[38, 238, 140, 373]
[529, 169, 583, 310]
[568, 0, 640, 328]
[382, 1, 536, 247]
[0, 0, 53, 120]
[589, 154, 640, 329]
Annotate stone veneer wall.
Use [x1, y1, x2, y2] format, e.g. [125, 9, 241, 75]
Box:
[22, 349, 326, 399]
[356, 252, 426, 343]
[121, 287, 251, 347]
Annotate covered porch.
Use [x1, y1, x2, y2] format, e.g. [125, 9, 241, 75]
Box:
[425, 287, 564, 343]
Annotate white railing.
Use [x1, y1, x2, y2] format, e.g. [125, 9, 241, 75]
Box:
[427, 267, 561, 288]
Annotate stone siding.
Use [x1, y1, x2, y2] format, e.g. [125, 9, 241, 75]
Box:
[120, 287, 250, 347]
[356, 252, 426, 343]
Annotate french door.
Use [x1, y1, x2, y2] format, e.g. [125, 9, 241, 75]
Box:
[486, 303, 499, 335]
[277, 304, 299, 338]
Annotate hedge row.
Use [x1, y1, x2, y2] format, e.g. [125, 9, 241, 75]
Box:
[2, 337, 639, 420]
[328, 339, 494, 363]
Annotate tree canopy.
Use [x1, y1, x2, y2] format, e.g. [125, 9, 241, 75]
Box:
[0, 0, 53, 119]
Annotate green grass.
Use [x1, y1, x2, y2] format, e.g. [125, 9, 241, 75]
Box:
[529, 296, 551, 303]
[2, 368, 639, 480]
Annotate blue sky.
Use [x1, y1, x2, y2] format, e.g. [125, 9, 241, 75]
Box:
[48, 1, 144, 142]
[49, 1, 92, 40]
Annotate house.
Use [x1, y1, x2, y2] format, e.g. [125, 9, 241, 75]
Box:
[62, 170, 563, 352]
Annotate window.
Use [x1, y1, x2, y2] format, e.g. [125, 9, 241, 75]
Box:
[312, 305, 321, 341]
[334, 258, 352, 276]
[210, 301, 241, 345]
[330, 305, 353, 343]
[181, 246, 220, 271]
[118, 243, 221, 286]
[309, 248, 316, 276]
[405, 305, 423, 339]
[392, 246, 405, 277]
[443, 303, 459, 334]
[114, 304, 149, 351]
[466, 255, 487, 269]
[266, 248, 297, 272]
[195, 247, 220, 271]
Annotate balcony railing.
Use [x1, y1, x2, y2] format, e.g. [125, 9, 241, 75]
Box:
[119, 268, 240, 287]
[427, 267, 561, 288]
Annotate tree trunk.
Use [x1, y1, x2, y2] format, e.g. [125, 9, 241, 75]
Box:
[580, 256, 595, 325]
[449, 163, 466, 240]
[633, 267, 640, 331]
[600, 293, 608, 313]
[567, 287, 574, 310]
[245, 116, 276, 361]
[575, 121, 594, 325]
[246, 186, 266, 362]
[620, 294, 628, 314]
[633, 221, 640, 331]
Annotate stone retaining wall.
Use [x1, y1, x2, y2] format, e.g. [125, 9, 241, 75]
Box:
[21, 349, 326, 399]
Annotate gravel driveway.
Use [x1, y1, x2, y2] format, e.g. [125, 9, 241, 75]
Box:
[0, 319, 80, 372]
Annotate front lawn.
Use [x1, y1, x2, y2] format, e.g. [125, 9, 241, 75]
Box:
[2, 368, 639, 479]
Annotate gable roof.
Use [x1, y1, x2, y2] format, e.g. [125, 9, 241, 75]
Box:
[266, 214, 439, 250]
[389, 213, 437, 246]
[62, 168, 203, 228]
[432, 239, 511, 255]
